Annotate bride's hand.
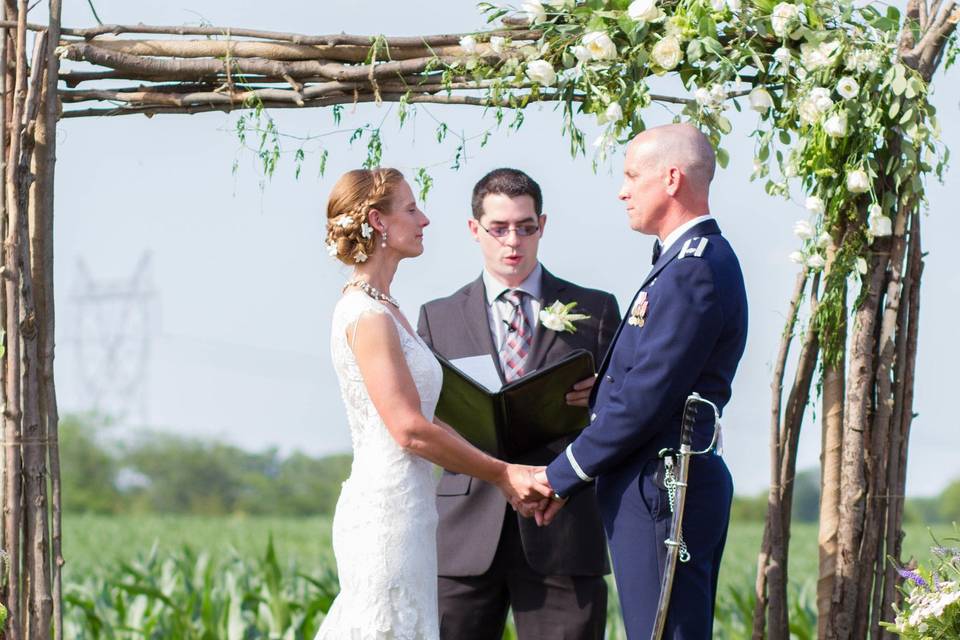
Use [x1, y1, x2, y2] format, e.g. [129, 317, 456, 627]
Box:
[497, 464, 553, 504]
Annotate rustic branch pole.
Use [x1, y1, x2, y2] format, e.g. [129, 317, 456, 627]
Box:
[36, 3, 64, 638]
[2, 1, 29, 637]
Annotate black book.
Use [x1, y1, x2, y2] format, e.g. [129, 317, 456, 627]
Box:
[433, 349, 595, 459]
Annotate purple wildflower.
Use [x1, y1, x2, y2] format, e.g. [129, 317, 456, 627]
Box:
[897, 567, 928, 588]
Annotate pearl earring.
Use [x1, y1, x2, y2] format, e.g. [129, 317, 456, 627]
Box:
[381, 230, 388, 248]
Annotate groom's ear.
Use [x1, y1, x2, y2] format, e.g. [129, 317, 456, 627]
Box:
[664, 166, 682, 196]
[467, 218, 481, 241]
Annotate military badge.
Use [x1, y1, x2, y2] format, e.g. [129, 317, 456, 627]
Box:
[628, 292, 648, 327]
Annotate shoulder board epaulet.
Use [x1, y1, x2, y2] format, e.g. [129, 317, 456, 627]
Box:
[677, 237, 709, 260]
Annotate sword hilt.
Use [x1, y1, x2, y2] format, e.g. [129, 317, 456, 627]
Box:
[680, 392, 701, 448]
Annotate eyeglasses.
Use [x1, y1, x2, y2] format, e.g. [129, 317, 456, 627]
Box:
[478, 221, 541, 238]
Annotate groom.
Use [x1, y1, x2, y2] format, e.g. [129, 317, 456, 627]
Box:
[418, 168, 620, 640]
[537, 124, 748, 639]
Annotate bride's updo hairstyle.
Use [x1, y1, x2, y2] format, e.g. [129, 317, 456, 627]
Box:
[325, 167, 405, 265]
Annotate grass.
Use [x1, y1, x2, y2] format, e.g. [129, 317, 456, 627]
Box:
[59, 515, 954, 638]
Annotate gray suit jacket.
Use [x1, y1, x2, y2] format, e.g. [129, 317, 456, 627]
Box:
[418, 267, 619, 577]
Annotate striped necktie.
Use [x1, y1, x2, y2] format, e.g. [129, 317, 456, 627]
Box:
[499, 289, 531, 382]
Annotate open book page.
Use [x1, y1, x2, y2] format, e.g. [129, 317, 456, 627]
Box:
[449, 355, 502, 393]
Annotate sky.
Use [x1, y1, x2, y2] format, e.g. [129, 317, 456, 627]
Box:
[48, 0, 960, 495]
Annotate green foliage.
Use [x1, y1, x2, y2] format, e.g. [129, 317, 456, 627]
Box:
[64, 539, 336, 639]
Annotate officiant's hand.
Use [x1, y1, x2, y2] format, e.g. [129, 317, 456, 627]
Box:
[565, 375, 596, 407]
[497, 464, 553, 504]
[532, 470, 567, 526]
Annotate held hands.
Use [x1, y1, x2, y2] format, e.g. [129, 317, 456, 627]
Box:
[502, 468, 568, 527]
[565, 375, 596, 407]
[497, 463, 553, 505]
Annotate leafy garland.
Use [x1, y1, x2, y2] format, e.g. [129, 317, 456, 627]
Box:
[235, 0, 954, 364]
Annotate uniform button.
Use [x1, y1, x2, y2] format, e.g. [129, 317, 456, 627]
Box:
[590, 413, 597, 421]
[605, 375, 614, 382]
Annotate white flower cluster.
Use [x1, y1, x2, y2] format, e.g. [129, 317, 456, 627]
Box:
[526, 59, 557, 86]
[708, 0, 741, 12]
[695, 84, 727, 110]
[800, 40, 840, 71]
[628, 0, 663, 22]
[798, 87, 833, 125]
[844, 48, 883, 74]
[895, 581, 960, 632]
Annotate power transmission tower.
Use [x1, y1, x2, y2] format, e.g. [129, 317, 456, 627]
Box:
[69, 252, 155, 426]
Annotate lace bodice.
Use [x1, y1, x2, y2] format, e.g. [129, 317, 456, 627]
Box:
[317, 290, 443, 639]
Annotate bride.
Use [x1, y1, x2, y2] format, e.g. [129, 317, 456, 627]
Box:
[317, 168, 552, 640]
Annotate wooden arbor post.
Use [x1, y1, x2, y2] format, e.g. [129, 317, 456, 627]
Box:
[0, 1, 64, 639]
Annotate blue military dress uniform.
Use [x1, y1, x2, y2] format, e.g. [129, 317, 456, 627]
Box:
[546, 218, 748, 639]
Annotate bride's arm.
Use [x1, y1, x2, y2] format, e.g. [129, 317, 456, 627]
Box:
[349, 312, 551, 504]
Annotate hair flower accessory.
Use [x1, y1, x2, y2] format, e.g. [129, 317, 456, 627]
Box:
[539, 300, 590, 333]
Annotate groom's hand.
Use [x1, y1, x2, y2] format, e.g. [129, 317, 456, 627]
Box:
[532, 470, 567, 526]
[565, 375, 596, 407]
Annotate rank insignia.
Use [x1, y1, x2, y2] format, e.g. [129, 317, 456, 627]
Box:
[628, 292, 648, 327]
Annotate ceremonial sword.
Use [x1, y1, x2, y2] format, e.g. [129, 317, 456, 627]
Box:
[650, 392, 723, 640]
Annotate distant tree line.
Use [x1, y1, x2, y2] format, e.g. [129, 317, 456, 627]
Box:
[60, 414, 960, 521]
[731, 468, 960, 524]
[60, 414, 351, 515]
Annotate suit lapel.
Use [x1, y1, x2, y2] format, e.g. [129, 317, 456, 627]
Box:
[526, 268, 566, 370]
[459, 276, 505, 380]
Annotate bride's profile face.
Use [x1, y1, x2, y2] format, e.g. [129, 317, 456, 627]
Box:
[381, 180, 430, 258]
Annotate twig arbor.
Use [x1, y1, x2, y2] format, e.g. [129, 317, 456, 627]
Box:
[0, 0, 956, 638]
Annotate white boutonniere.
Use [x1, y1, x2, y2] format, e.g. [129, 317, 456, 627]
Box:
[539, 300, 590, 333]
[628, 292, 648, 327]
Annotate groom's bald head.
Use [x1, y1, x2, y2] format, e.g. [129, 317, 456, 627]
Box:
[629, 123, 716, 195]
[618, 123, 716, 237]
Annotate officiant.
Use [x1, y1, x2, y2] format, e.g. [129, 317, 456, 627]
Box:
[417, 168, 621, 640]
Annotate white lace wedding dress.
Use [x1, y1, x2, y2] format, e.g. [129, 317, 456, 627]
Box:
[316, 291, 443, 640]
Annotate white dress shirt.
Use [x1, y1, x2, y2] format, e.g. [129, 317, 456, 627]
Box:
[482, 263, 543, 355]
[659, 214, 715, 254]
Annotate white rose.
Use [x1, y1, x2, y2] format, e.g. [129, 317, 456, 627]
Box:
[836, 76, 860, 99]
[846, 168, 870, 193]
[749, 87, 774, 112]
[805, 196, 825, 215]
[651, 36, 683, 70]
[793, 220, 814, 239]
[540, 312, 566, 332]
[711, 0, 726, 11]
[856, 257, 868, 274]
[770, 2, 799, 38]
[800, 42, 828, 70]
[521, 0, 547, 24]
[817, 231, 833, 248]
[489, 36, 506, 55]
[695, 87, 713, 107]
[868, 213, 892, 237]
[459, 35, 477, 54]
[868, 203, 882, 218]
[806, 254, 826, 269]
[525, 59, 557, 86]
[810, 87, 834, 112]
[789, 250, 806, 264]
[571, 45, 592, 64]
[773, 47, 792, 65]
[823, 112, 848, 138]
[727, 0, 742, 11]
[798, 97, 822, 125]
[582, 31, 618, 60]
[628, 0, 662, 22]
[605, 102, 624, 123]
